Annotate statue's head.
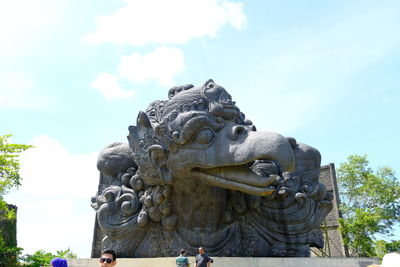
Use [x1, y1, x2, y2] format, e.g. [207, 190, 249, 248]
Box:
[93, 79, 331, 258]
[127, 79, 296, 196]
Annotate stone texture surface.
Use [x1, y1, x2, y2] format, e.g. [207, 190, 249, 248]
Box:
[91, 80, 333, 257]
[319, 164, 340, 227]
[92, 165, 348, 258]
[68, 257, 379, 267]
[311, 164, 346, 257]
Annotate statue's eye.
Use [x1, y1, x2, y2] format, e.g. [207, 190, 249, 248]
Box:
[205, 81, 216, 90]
[148, 108, 156, 117]
[196, 100, 208, 111]
[195, 129, 214, 144]
[182, 104, 191, 112]
[197, 103, 207, 111]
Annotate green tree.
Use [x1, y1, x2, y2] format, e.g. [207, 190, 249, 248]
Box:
[0, 134, 32, 212]
[0, 134, 32, 265]
[21, 248, 77, 267]
[0, 135, 77, 266]
[337, 154, 400, 257]
[375, 240, 400, 259]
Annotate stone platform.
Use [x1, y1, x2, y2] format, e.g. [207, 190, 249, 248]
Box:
[67, 257, 379, 267]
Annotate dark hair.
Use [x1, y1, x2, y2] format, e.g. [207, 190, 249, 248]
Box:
[102, 249, 117, 261]
[180, 249, 186, 254]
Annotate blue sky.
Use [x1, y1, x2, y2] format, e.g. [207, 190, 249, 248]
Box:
[1, 0, 399, 258]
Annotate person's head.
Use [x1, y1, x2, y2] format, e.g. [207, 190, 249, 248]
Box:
[368, 252, 400, 267]
[180, 249, 186, 255]
[99, 249, 117, 267]
[380, 252, 400, 267]
[51, 257, 68, 267]
[198, 247, 205, 255]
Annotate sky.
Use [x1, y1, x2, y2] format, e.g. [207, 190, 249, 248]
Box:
[1, 0, 400, 258]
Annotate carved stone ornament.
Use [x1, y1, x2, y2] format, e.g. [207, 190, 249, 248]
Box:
[91, 79, 333, 257]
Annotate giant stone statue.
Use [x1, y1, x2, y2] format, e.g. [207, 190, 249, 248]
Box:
[91, 79, 333, 257]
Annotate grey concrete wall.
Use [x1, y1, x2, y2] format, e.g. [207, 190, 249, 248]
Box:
[313, 163, 347, 257]
[67, 257, 379, 267]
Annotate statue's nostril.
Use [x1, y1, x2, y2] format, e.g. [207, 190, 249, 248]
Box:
[229, 125, 247, 140]
[236, 127, 246, 135]
[235, 126, 246, 136]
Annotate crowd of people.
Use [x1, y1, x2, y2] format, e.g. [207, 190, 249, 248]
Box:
[175, 247, 214, 267]
[51, 248, 400, 267]
[49, 247, 212, 267]
[50, 249, 117, 267]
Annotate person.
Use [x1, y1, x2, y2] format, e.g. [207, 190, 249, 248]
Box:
[368, 252, 400, 267]
[51, 257, 68, 267]
[176, 248, 190, 267]
[99, 249, 117, 267]
[195, 247, 211, 267]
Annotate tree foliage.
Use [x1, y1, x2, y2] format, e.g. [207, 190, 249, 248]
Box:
[337, 154, 400, 257]
[0, 137, 77, 266]
[0, 134, 32, 198]
[20, 248, 77, 267]
[0, 241, 23, 266]
[0, 134, 31, 222]
[375, 240, 400, 259]
[0, 134, 32, 265]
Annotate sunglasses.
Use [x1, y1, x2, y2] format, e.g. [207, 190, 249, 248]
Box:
[100, 258, 113, 264]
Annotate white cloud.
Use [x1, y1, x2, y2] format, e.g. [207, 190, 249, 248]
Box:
[0, 71, 50, 109]
[13, 197, 95, 257]
[86, 0, 245, 98]
[6, 135, 100, 257]
[0, 0, 67, 109]
[0, 0, 67, 56]
[84, 0, 246, 46]
[118, 46, 186, 86]
[91, 72, 135, 99]
[91, 46, 186, 98]
[17, 135, 99, 199]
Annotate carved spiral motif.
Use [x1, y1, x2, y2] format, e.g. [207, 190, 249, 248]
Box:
[92, 80, 334, 257]
[124, 169, 177, 231]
